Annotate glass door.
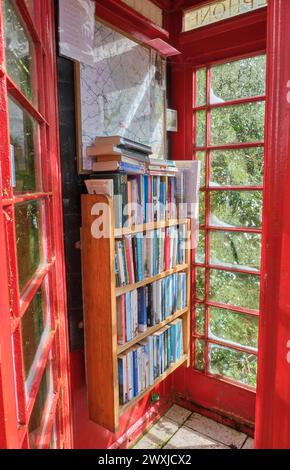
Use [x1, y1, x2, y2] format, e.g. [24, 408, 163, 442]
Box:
[192, 55, 266, 390]
[0, 0, 71, 448]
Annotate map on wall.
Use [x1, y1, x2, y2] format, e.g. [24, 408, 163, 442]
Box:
[79, 20, 166, 171]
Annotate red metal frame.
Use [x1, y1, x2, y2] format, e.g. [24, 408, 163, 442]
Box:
[0, 0, 72, 449]
[191, 56, 265, 388]
[255, 0, 290, 449]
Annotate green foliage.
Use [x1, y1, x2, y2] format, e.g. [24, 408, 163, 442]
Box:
[194, 55, 266, 387]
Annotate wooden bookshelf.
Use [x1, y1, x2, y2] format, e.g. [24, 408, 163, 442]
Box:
[81, 194, 191, 432]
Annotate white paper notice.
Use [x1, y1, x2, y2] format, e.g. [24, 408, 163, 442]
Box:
[59, 0, 95, 65]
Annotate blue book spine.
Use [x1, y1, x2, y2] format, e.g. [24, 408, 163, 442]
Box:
[136, 233, 143, 281]
[153, 336, 158, 378]
[132, 350, 139, 397]
[148, 336, 154, 385]
[126, 293, 132, 342]
[170, 324, 176, 363]
[118, 162, 144, 174]
[160, 333, 165, 374]
[129, 352, 134, 400]
[167, 329, 172, 365]
[138, 287, 147, 332]
[143, 175, 148, 223]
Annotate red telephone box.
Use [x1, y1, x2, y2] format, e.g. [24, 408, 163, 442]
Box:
[0, 0, 290, 450]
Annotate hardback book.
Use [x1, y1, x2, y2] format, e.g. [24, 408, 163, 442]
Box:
[92, 161, 145, 175]
[125, 292, 132, 342]
[116, 295, 126, 345]
[118, 354, 128, 405]
[93, 135, 152, 155]
[84, 179, 114, 196]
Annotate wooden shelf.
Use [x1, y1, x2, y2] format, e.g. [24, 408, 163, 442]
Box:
[116, 264, 189, 296]
[118, 307, 188, 354]
[114, 219, 188, 237]
[119, 355, 188, 415]
[81, 194, 191, 432]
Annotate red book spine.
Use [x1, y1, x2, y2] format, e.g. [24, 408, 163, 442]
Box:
[125, 236, 135, 284]
[164, 228, 170, 270]
[117, 295, 126, 345]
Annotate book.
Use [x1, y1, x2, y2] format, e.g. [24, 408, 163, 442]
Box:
[116, 295, 126, 345]
[92, 161, 145, 174]
[84, 179, 114, 196]
[93, 135, 152, 155]
[118, 354, 127, 405]
[89, 173, 127, 229]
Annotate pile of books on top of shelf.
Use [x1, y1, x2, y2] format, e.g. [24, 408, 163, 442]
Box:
[118, 318, 184, 405]
[86, 135, 177, 176]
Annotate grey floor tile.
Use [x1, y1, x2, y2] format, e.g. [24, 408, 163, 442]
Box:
[164, 426, 229, 449]
[185, 413, 247, 448]
[165, 404, 192, 425]
[133, 416, 179, 449]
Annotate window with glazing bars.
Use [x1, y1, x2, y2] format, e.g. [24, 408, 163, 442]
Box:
[192, 55, 266, 388]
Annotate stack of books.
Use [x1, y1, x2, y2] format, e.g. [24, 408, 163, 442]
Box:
[115, 225, 187, 287]
[118, 319, 184, 405]
[116, 272, 187, 344]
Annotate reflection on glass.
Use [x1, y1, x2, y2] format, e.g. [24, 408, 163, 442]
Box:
[195, 68, 206, 107]
[8, 97, 40, 193]
[210, 148, 264, 187]
[210, 191, 263, 228]
[195, 268, 205, 300]
[209, 231, 261, 270]
[15, 200, 43, 291]
[195, 304, 205, 336]
[28, 364, 51, 448]
[196, 229, 205, 264]
[211, 102, 265, 145]
[210, 55, 266, 102]
[195, 110, 206, 147]
[209, 307, 259, 349]
[21, 284, 49, 380]
[196, 151, 206, 187]
[195, 339, 205, 371]
[3, 0, 35, 101]
[209, 344, 257, 387]
[209, 269, 260, 311]
[199, 191, 205, 226]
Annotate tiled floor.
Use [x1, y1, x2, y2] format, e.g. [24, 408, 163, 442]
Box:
[133, 405, 254, 450]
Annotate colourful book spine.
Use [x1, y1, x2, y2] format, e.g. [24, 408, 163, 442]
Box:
[125, 292, 132, 341]
[124, 235, 135, 284]
[136, 233, 143, 281]
[128, 351, 134, 400]
[138, 287, 147, 332]
[132, 348, 139, 397]
[118, 354, 127, 404]
[131, 289, 138, 338]
[148, 336, 154, 385]
[164, 228, 170, 271]
[116, 295, 126, 345]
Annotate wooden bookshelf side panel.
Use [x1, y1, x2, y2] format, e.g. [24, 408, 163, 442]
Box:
[81, 194, 119, 432]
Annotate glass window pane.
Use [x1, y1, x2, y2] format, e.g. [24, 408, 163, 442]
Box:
[195, 267, 205, 301]
[209, 269, 260, 311]
[209, 191, 263, 228]
[196, 151, 206, 187]
[211, 102, 265, 145]
[209, 344, 257, 387]
[195, 68, 206, 107]
[209, 307, 259, 349]
[3, 0, 36, 102]
[8, 97, 40, 194]
[210, 56, 266, 102]
[195, 304, 205, 336]
[28, 363, 52, 449]
[195, 110, 206, 147]
[209, 231, 261, 271]
[210, 148, 264, 187]
[196, 229, 205, 264]
[199, 191, 205, 226]
[194, 339, 205, 371]
[15, 200, 44, 291]
[21, 282, 50, 381]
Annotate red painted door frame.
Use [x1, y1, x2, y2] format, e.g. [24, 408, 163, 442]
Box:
[0, 0, 72, 448]
[255, 0, 290, 449]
